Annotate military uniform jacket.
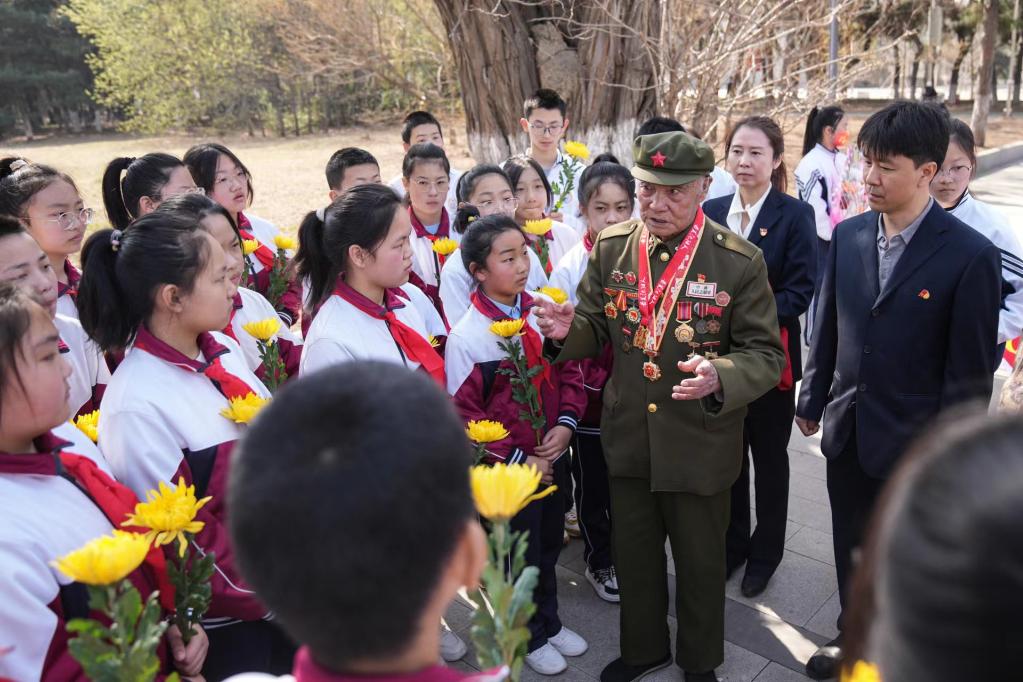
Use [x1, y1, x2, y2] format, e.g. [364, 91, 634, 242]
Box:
[555, 217, 784, 495]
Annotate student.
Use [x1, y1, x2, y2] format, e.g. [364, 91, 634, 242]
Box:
[156, 193, 303, 379]
[438, 165, 549, 325]
[76, 213, 294, 678]
[548, 161, 635, 603]
[635, 116, 736, 202]
[520, 89, 585, 232]
[0, 159, 92, 320]
[228, 362, 503, 682]
[0, 215, 109, 419]
[930, 117, 1023, 349]
[102, 153, 203, 229]
[703, 116, 817, 598]
[388, 110, 462, 216]
[503, 155, 580, 275]
[184, 142, 302, 326]
[795, 105, 848, 341]
[403, 143, 458, 319]
[297, 183, 445, 385]
[797, 101, 1001, 680]
[326, 147, 382, 199]
[446, 214, 588, 676]
[0, 282, 208, 682]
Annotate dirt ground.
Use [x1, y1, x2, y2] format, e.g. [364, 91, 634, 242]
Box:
[2, 109, 1020, 235]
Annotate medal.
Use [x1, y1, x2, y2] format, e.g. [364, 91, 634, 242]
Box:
[642, 360, 662, 382]
[604, 301, 618, 319]
[625, 307, 641, 324]
[674, 322, 695, 343]
[695, 319, 708, 334]
[706, 320, 721, 334]
[715, 291, 731, 307]
[611, 269, 625, 283]
[622, 340, 632, 353]
[625, 271, 637, 286]
[633, 324, 649, 348]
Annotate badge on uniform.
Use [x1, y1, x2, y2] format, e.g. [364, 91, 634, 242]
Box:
[674, 322, 695, 343]
[918, 289, 931, 300]
[715, 291, 731, 307]
[625, 307, 641, 324]
[604, 301, 618, 319]
[759, 228, 768, 237]
[611, 269, 625, 283]
[625, 271, 638, 286]
[686, 281, 717, 299]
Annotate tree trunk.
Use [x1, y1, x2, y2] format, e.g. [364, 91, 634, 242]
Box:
[948, 37, 973, 105]
[972, 0, 999, 146]
[1012, 0, 1023, 111]
[909, 38, 923, 100]
[892, 43, 902, 99]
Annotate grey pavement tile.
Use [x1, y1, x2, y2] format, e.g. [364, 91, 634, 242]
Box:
[521, 663, 597, 682]
[552, 566, 623, 677]
[785, 494, 832, 534]
[786, 426, 822, 457]
[724, 599, 828, 674]
[717, 641, 770, 681]
[752, 662, 811, 681]
[788, 451, 827, 482]
[725, 551, 837, 626]
[803, 590, 841, 641]
[787, 471, 829, 508]
[785, 526, 835, 566]
[559, 537, 586, 571]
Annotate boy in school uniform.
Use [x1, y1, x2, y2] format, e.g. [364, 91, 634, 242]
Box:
[520, 88, 586, 234]
[388, 111, 463, 216]
[226, 361, 502, 682]
[326, 147, 382, 200]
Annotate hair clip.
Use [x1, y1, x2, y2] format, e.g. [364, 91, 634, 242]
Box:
[110, 229, 123, 252]
[9, 159, 28, 172]
[467, 215, 477, 223]
[315, 206, 326, 221]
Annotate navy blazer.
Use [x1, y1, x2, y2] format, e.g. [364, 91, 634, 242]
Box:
[704, 188, 817, 381]
[797, 202, 1000, 478]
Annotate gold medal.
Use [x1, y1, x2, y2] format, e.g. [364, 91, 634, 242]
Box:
[674, 322, 695, 343]
[633, 324, 649, 348]
[604, 301, 618, 319]
[642, 360, 662, 382]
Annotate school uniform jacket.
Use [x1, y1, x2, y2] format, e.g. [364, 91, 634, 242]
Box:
[446, 293, 586, 464]
[798, 203, 1001, 478]
[0, 432, 174, 681]
[238, 213, 303, 326]
[226, 287, 303, 379]
[703, 188, 817, 383]
[99, 329, 270, 624]
[407, 207, 460, 321]
[56, 259, 80, 320]
[795, 143, 844, 241]
[55, 313, 110, 418]
[439, 247, 549, 328]
[947, 190, 1023, 344]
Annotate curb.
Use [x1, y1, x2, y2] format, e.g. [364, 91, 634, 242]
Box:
[977, 141, 1023, 177]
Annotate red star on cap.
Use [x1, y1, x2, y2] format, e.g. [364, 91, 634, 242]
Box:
[650, 151, 667, 167]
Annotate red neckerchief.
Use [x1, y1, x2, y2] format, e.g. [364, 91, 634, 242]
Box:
[291, 646, 507, 682]
[332, 279, 445, 386]
[221, 292, 244, 342]
[528, 232, 555, 276]
[583, 232, 595, 252]
[470, 291, 551, 395]
[133, 327, 255, 401]
[237, 213, 276, 270]
[58, 259, 81, 303]
[0, 432, 176, 611]
[409, 206, 450, 240]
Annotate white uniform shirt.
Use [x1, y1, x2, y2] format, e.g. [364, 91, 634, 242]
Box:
[795, 143, 843, 241]
[725, 187, 771, 240]
[439, 247, 550, 328]
[549, 239, 591, 306]
[226, 287, 303, 372]
[54, 313, 110, 416]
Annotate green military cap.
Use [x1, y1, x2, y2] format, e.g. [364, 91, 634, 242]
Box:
[631, 131, 715, 186]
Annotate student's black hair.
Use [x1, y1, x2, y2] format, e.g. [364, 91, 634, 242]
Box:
[295, 183, 402, 309]
[947, 118, 978, 170]
[636, 116, 686, 137]
[843, 411, 1023, 681]
[400, 111, 443, 145]
[523, 88, 567, 119]
[401, 143, 451, 180]
[453, 164, 512, 235]
[101, 153, 186, 230]
[460, 213, 524, 281]
[0, 213, 26, 239]
[802, 105, 845, 156]
[577, 161, 636, 212]
[502, 155, 552, 209]
[857, 101, 950, 169]
[591, 152, 621, 165]
[0, 281, 38, 419]
[725, 115, 788, 194]
[325, 147, 379, 191]
[156, 193, 241, 242]
[0, 159, 80, 219]
[229, 361, 475, 670]
[182, 142, 254, 206]
[76, 213, 214, 351]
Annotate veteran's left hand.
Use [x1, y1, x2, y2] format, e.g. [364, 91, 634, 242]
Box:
[672, 355, 721, 401]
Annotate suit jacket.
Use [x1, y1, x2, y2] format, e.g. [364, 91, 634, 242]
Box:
[554, 217, 784, 495]
[704, 188, 817, 382]
[797, 202, 1001, 478]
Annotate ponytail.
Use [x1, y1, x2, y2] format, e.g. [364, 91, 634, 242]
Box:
[802, 105, 845, 156]
[102, 153, 186, 230]
[295, 209, 329, 308]
[453, 203, 481, 236]
[101, 157, 135, 230]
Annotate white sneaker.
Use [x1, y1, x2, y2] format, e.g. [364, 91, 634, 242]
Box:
[439, 627, 467, 662]
[525, 643, 568, 675]
[548, 626, 588, 657]
[564, 508, 581, 537]
[585, 566, 621, 603]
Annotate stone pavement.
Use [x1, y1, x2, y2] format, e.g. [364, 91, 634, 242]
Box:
[441, 161, 1023, 682]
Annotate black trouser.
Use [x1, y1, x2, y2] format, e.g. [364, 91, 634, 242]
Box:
[571, 426, 613, 573]
[203, 618, 296, 681]
[806, 236, 830, 344]
[511, 454, 569, 652]
[826, 435, 884, 632]
[727, 386, 795, 578]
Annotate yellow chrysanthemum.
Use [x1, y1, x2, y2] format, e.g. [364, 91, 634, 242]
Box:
[219, 392, 269, 425]
[841, 661, 881, 682]
[470, 463, 557, 522]
[242, 316, 281, 342]
[241, 239, 260, 256]
[534, 286, 568, 305]
[52, 530, 152, 586]
[432, 237, 458, 256]
[489, 318, 525, 338]
[466, 420, 510, 444]
[563, 140, 590, 161]
[123, 477, 211, 557]
[73, 410, 100, 443]
[273, 234, 297, 251]
[522, 218, 553, 236]
[428, 335, 441, 348]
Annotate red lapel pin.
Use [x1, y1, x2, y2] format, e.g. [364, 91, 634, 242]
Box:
[918, 289, 930, 300]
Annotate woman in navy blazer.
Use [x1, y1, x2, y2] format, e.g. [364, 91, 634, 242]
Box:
[703, 116, 817, 598]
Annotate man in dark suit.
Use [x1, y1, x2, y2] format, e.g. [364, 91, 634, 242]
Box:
[796, 101, 1001, 679]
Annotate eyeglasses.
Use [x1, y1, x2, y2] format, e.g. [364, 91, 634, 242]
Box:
[529, 123, 564, 136]
[478, 197, 519, 211]
[935, 165, 972, 179]
[413, 178, 450, 192]
[47, 208, 94, 231]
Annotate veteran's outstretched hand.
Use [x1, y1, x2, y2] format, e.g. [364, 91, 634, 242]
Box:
[671, 355, 721, 401]
[534, 298, 575, 341]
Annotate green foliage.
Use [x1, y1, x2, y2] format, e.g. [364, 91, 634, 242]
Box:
[168, 539, 214, 645]
[496, 337, 546, 443]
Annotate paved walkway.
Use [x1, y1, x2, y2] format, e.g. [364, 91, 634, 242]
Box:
[443, 162, 1023, 681]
